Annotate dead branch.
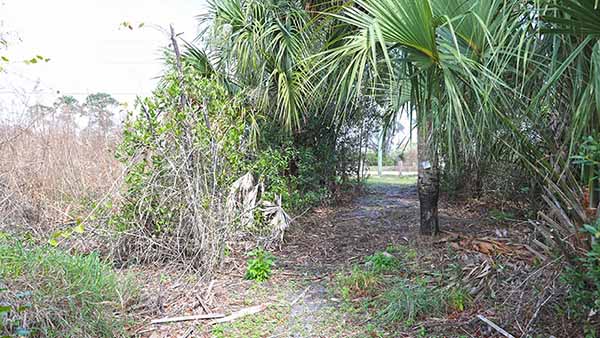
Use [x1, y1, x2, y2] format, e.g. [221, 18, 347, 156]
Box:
[151, 313, 225, 325]
[477, 315, 515, 338]
[290, 286, 311, 306]
[169, 24, 186, 109]
[209, 305, 267, 325]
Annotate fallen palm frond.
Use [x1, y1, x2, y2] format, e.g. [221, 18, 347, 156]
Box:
[437, 232, 537, 261]
[226, 172, 291, 249]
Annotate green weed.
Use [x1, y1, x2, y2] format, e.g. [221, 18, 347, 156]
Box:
[245, 248, 275, 282]
[447, 287, 472, 312]
[562, 219, 600, 320]
[489, 209, 515, 221]
[365, 251, 399, 273]
[378, 278, 445, 326]
[335, 266, 380, 300]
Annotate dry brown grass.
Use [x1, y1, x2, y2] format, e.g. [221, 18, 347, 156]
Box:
[0, 122, 122, 235]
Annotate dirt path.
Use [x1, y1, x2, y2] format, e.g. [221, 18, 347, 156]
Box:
[279, 182, 419, 273]
[273, 182, 420, 337]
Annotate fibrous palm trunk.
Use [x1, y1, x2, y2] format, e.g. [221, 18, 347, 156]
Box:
[417, 119, 440, 235]
[377, 129, 384, 177]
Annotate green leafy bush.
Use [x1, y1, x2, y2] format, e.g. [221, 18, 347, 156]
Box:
[245, 249, 275, 282]
[365, 251, 399, 273]
[563, 219, 600, 323]
[113, 69, 333, 269]
[0, 238, 136, 337]
[112, 70, 282, 271]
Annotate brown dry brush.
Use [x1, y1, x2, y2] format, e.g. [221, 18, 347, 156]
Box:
[112, 111, 289, 276]
[0, 122, 121, 236]
[111, 73, 290, 276]
[112, 114, 236, 274]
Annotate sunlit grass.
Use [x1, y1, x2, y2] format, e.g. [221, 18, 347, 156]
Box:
[365, 175, 417, 187]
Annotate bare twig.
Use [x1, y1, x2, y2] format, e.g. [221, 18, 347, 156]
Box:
[290, 286, 311, 306]
[193, 294, 211, 314]
[178, 327, 195, 338]
[209, 305, 267, 325]
[477, 315, 515, 338]
[151, 313, 225, 325]
[169, 24, 186, 109]
[204, 280, 215, 303]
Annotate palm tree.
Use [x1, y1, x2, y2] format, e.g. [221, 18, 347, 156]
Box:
[493, 0, 600, 257]
[312, 0, 521, 234]
[200, 0, 317, 131]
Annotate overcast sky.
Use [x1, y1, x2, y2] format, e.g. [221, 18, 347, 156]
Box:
[0, 0, 207, 118]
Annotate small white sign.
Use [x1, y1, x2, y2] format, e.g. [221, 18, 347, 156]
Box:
[421, 161, 432, 169]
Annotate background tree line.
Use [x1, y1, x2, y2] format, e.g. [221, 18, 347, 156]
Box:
[26, 93, 120, 137]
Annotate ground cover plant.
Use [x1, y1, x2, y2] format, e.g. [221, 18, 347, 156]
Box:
[0, 235, 136, 337]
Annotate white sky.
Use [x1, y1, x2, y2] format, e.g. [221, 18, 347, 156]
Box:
[0, 0, 207, 119]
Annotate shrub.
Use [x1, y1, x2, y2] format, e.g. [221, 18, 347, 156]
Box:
[113, 67, 332, 272]
[563, 219, 600, 324]
[365, 251, 399, 273]
[0, 238, 136, 337]
[245, 249, 275, 282]
[112, 70, 255, 272]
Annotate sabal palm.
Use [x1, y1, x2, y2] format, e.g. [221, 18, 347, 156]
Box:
[201, 0, 316, 130]
[314, 0, 517, 234]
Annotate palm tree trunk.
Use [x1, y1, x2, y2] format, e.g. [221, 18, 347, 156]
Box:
[377, 129, 384, 177]
[417, 119, 440, 235]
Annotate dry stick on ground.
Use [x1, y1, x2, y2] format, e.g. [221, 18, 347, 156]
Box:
[290, 285, 311, 306]
[209, 305, 267, 325]
[477, 315, 516, 338]
[151, 313, 225, 325]
[178, 327, 195, 338]
[204, 280, 215, 305]
[193, 294, 211, 314]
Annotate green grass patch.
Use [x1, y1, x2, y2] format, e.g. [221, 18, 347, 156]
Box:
[210, 305, 290, 338]
[366, 175, 417, 187]
[334, 266, 381, 301]
[0, 238, 137, 337]
[329, 245, 472, 333]
[210, 282, 293, 338]
[378, 277, 446, 326]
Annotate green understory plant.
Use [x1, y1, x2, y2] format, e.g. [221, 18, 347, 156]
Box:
[563, 218, 600, 327]
[335, 265, 381, 302]
[378, 277, 445, 327]
[245, 248, 275, 282]
[0, 237, 136, 337]
[365, 251, 399, 273]
[447, 287, 472, 312]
